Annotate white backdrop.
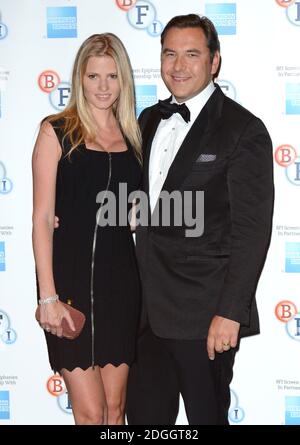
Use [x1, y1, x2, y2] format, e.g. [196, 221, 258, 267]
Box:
[1, 0, 300, 425]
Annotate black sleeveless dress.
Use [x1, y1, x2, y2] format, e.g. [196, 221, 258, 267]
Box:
[43, 119, 142, 372]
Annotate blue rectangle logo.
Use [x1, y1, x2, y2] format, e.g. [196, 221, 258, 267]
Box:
[285, 242, 300, 273]
[285, 396, 300, 425]
[47, 7, 77, 39]
[0, 391, 10, 420]
[0, 242, 5, 271]
[205, 3, 236, 35]
[286, 83, 300, 115]
[135, 85, 157, 117]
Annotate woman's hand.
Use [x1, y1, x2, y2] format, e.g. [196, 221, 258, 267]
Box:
[39, 301, 75, 337]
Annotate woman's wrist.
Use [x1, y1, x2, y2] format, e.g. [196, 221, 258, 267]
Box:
[38, 295, 59, 305]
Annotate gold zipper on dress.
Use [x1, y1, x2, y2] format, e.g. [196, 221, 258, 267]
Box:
[90, 152, 112, 369]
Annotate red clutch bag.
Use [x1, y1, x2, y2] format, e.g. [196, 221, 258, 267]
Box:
[35, 301, 86, 340]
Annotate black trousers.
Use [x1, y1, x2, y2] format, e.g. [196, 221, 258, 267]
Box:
[126, 323, 237, 425]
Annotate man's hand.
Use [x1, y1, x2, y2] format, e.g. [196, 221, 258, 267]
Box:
[54, 216, 59, 229]
[207, 315, 240, 360]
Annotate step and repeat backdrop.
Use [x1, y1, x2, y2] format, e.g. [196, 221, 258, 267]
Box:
[1, 0, 300, 425]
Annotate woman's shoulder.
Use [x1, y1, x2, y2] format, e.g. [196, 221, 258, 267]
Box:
[42, 115, 66, 134]
[42, 115, 72, 151]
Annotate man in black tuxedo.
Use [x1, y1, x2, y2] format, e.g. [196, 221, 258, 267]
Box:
[126, 14, 274, 425]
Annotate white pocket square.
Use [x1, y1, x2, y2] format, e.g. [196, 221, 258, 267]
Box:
[196, 154, 216, 162]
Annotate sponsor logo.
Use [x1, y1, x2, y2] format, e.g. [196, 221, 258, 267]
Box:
[0, 310, 17, 345]
[275, 300, 300, 341]
[286, 1, 300, 26]
[274, 144, 300, 185]
[286, 83, 300, 114]
[215, 79, 237, 100]
[0, 161, 13, 194]
[37, 71, 70, 111]
[115, 0, 137, 11]
[0, 391, 10, 419]
[275, 300, 298, 321]
[0, 22, 8, 40]
[275, 0, 296, 7]
[277, 1, 300, 26]
[121, 0, 163, 37]
[49, 81, 71, 111]
[57, 391, 73, 414]
[0, 242, 5, 271]
[229, 389, 245, 423]
[0, 11, 8, 40]
[47, 375, 66, 396]
[205, 3, 237, 35]
[285, 157, 300, 185]
[275, 144, 297, 167]
[46, 7, 77, 39]
[286, 313, 300, 340]
[135, 84, 157, 116]
[285, 396, 300, 424]
[38, 70, 61, 93]
[285, 242, 300, 272]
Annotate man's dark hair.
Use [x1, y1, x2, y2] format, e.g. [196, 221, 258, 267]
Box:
[161, 14, 220, 64]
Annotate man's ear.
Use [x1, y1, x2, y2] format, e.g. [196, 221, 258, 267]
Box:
[211, 51, 221, 79]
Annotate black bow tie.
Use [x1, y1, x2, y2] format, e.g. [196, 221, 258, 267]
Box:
[158, 99, 190, 123]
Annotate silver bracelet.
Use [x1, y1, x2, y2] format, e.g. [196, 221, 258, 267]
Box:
[38, 295, 59, 305]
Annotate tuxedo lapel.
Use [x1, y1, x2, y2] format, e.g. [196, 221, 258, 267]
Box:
[161, 85, 224, 195]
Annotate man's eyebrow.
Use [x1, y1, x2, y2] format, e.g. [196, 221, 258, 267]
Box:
[162, 47, 175, 53]
[162, 48, 202, 54]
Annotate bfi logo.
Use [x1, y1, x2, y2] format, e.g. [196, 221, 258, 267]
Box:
[0, 310, 17, 345]
[57, 391, 73, 414]
[276, 1, 300, 26]
[47, 375, 73, 414]
[49, 82, 71, 111]
[47, 375, 66, 396]
[276, 0, 296, 7]
[0, 21, 8, 40]
[286, 158, 300, 186]
[115, 0, 137, 11]
[38, 70, 71, 111]
[274, 145, 300, 185]
[117, 0, 163, 37]
[38, 70, 60, 93]
[0, 161, 13, 195]
[275, 145, 297, 167]
[228, 389, 245, 423]
[215, 79, 237, 101]
[275, 301, 300, 341]
[0, 10, 8, 40]
[286, 1, 300, 25]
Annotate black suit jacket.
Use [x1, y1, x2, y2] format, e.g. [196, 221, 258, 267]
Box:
[135, 84, 274, 339]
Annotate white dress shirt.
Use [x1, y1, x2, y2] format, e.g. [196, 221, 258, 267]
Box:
[149, 81, 216, 212]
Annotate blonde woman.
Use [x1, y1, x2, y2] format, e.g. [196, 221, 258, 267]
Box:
[32, 34, 142, 425]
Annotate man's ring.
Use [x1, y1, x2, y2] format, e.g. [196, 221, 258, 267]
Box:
[223, 342, 229, 347]
[46, 327, 51, 332]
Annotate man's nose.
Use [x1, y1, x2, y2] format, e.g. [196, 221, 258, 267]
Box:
[173, 55, 186, 71]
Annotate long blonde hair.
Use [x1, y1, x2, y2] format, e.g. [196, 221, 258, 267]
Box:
[47, 33, 142, 162]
